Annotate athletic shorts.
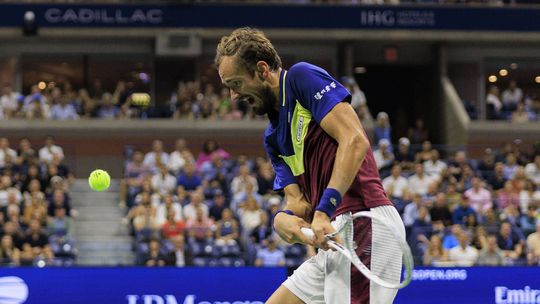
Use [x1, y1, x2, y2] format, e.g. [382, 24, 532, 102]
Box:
[283, 205, 406, 304]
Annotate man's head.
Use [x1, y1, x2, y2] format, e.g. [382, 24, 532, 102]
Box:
[391, 164, 402, 177]
[216, 27, 282, 116]
[500, 222, 512, 238]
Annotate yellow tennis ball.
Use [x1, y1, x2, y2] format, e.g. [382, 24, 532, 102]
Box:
[88, 169, 110, 192]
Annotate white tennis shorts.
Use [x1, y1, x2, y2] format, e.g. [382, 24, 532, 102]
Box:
[283, 205, 406, 304]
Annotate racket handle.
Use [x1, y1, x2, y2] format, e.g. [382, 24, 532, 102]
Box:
[301, 227, 314, 239]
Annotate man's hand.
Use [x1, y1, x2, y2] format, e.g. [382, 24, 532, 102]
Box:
[273, 212, 313, 246]
[310, 211, 335, 250]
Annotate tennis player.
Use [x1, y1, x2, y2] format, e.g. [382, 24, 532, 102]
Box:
[216, 27, 406, 304]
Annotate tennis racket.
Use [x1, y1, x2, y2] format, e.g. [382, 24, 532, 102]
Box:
[301, 211, 414, 289]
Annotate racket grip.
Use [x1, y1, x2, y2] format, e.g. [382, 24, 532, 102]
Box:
[301, 227, 314, 239]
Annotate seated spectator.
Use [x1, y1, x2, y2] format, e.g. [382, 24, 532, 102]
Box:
[497, 181, 519, 210]
[145, 239, 167, 267]
[200, 153, 228, 182]
[47, 189, 71, 217]
[443, 224, 463, 251]
[256, 161, 275, 197]
[373, 112, 391, 146]
[132, 203, 159, 234]
[382, 164, 409, 200]
[231, 165, 259, 206]
[156, 194, 183, 226]
[170, 235, 190, 267]
[196, 140, 230, 171]
[423, 234, 447, 266]
[408, 163, 436, 196]
[488, 162, 507, 191]
[238, 196, 264, 237]
[430, 192, 452, 226]
[255, 238, 285, 267]
[502, 80, 522, 113]
[47, 208, 73, 236]
[143, 140, 169, 174]
[486, 85, 502, 120]
[445, 183, 462, 211]
[151, 165, 176, 197]
[23, 220, 49, 251]
[452, 195, 477, 225]
[497, 222, 524, 265]
[167, 138, 192, 174]
[186, 207, 214, 242]
[24, 97, 50, 120]
[471, 226, 488, 251]
[456, 164, 475, 192]
[0, 84, 23, 119]
[96, 93, 119, 119]
[23, 194, 47, 227]
[208, 191, 227, 222]
[511, 102, 532, 123]
[394, 137, 415, 170]
[423, 149, 447, 178]
[520, 206, 538, 237]
[464, 177, 492, 215]
[478, 148, 496, 181]
[176, 162, 202, 192]
[50, 95, 79, 120]
[477, 235, 504, 266]
[161, 210, 185, 240]
[373, 139, 394, 174]
[183, 191, 209, 222]
[525, 155, 540, 187]
[38, 136, 64, 165]
[1, 221, 24, 249]
[215, 208, 239, 246]
[526, 222, 540, 265]
[0, 235, 20, 266]
[408, 118, 429, 146]
[415, 140, 433, 163]
[503, 153, 519, 180]
[121, 150, 151, 208]
[0, 138, 17, 170]
[250, 212, 272, 245]
[448, 231, 478, 267]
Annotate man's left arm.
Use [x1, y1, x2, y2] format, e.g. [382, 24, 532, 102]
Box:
[311, 102, 370, 248]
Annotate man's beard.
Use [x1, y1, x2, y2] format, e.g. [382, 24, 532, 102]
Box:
[252, 84, 278, 118]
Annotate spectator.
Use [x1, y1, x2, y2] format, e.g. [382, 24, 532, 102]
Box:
[121, 150, 151, 208]
[529, 96, 540, 121]
[488, 162, 507, 191]
[38, 136, 64, 165]
[208, 191, 227, 221]
[486, 85, 502, 120]
[47, 189, 71, 217]
[448, 150, 472, 181]
[448, 232, 478, 267]
[24, 97, 50, 120]
[167, 139, 192, 174]
[196, 140, 230, 170]
[176, 162, 202, 192]
[382, 164, 409, 200]
[373, 112, 391, 146]
[231, 165, 258, 205]
[255, 238, 285, 267]
[501, 80, 522, 113]
[256, 161, 275, 196]
[464, 177, 492, 215]
[96, 93, 119, 119]
[497, 222, 524, 264]
[145, 239, 166, 267]
[408, 163, 436, 196]
[23, 220, 49, 251]
[50, 95, 79, 120]
[471, 226, 488, 251]
[23, 194, 47, 227]
[156, 194, 183, 226]
[143, 140, 169, 174]
[0, 138, 17, 169]
[403, 193, 425, 228]
[341, 76, 367, 117]
[161, 210, 185, 240]
[445, 183, 462, 211]
[394, 137, 415, 169]
[133, 204, 159, 234]
[452, 195, 477, 225]
[408, 118, 429, 145]
[186, 207, 214, 242]
[525, 155, 540, 187]
[250, 212, 272, 245]
[238, 196, 263, 237]
[215, 208, 239, 246]
[477, 235, 504, 266]
[415, 141, 433, 163]
[423, 234, 446, 266]
[423, 149, 447, 178]
[503, 153, 519, 180]
[430, 192, 452, 226]
[151, 165, 176, 197]
[47, 208, 73, 236]
[497, 181, 519, 210]
[373, 139, 394, 173]
[0, 84, 22, 119]
[183, 191, 209, 221]
[478, 148, 496, 180]
[0, 235, 20, 265]
[521, 206, 538, 237]
[511, 102, 532, 123]
[526, 222, 540, 265]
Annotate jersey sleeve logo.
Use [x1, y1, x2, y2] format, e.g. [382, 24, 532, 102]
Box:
[296, 116, 304, 142]
[314, 81, 337, 100]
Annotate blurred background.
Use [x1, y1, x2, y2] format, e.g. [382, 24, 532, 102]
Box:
[0, 1, 539, 304]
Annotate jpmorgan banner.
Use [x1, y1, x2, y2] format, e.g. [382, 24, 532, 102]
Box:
[0, 4, 540, 31]
[0, 267, 539, 304]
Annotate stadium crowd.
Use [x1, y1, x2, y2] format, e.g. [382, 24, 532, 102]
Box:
[0, 136, 76, 266]
[122, 133, 540, 268]
[484, 81, 540, 122]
